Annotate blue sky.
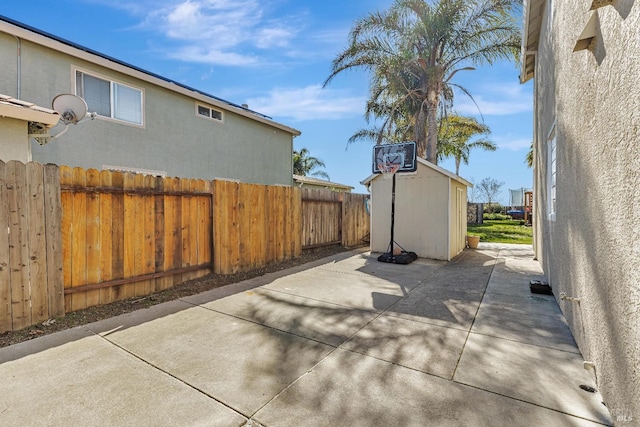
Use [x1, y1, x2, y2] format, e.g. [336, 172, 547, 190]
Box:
[2, 0, 533, 204]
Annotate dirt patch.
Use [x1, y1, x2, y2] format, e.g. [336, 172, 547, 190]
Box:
[1, 246, 353, 348]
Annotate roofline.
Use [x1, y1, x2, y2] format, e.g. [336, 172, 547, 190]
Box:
[520, 0, 544, 83]
[0, 96, 60, 126]
[360, 157, 473, 188]
[0, 15, 301, 136]
[293, 174, 354, 190]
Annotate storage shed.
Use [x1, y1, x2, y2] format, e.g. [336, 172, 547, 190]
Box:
[362, 158, 472, 261]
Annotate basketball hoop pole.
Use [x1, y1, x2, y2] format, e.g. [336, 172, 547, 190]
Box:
[389, 171, 397, 259]
[373, 142, 418, 264]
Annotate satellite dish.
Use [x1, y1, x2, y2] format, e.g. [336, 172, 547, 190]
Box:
[52, 94, 88, 125]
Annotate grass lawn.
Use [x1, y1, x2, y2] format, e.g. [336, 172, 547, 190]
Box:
[467, 220, 533, 244]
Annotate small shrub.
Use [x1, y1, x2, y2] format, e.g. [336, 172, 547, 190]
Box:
[483, 203, 504, 214]
[483, 213, 512, 220]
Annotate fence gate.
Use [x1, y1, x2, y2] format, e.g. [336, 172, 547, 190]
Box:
[301, 189, 343, 250]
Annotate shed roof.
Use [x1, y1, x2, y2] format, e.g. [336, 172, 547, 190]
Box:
[293, 174, 354, 191]
[360, 157, 473, 188]
[520, 0, 545, 83]
[0, 93, 60, 126]
[0, 15, 301, 136]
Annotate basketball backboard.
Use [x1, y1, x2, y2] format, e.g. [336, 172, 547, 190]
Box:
[372, 141, 417, 174]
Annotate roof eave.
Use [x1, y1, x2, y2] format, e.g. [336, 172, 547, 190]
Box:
[0, 101, 60, 126]
[520, 0, 545, 83]
[360, 158, 473, 188]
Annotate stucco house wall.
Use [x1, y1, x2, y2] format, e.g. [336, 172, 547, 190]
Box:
[522, 0, 639, 420]
[0, 17, 299, 185]
[0, 117, 28, 162]
[366, 159, 469, 261]
[0, 94, 60, 163]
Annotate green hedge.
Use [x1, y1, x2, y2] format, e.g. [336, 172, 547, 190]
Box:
[483, 213, 512, 220]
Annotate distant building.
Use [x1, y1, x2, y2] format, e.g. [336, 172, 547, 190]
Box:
[0, 16, 300, 185]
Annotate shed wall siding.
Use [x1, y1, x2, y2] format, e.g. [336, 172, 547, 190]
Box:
[533, 1, 639, 418]
[371, 165, 450, 260]
[0, 32, 294, 185]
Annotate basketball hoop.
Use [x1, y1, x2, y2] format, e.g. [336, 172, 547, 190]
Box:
[377, 163, 399, 179]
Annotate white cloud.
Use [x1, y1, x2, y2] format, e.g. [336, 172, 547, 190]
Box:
[246, 85, 365, 121]
[169, 46, 259, 66]
[495, 137, 532, 151]
[102, 0, 303, 66]
[454, 82, 533, 116]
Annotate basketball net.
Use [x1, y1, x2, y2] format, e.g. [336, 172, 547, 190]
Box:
[378, 163, 399, 179]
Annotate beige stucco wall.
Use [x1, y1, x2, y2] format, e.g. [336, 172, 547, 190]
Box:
[532, 0, 639, 420]
[370, 164, 451, 260]
[0, 117, 29, 162]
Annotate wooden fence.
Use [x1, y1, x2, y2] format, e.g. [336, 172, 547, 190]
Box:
[1, 161, 64, 332]
[59, 166, 213, 312]
[213, 180, 301, 275]
[0, 160, 370, 332]
[301, 188, 369, 250]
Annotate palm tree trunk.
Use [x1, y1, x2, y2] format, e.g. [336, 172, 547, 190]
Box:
[415, 108, 427, 159]
[425, 98, 438, 164]
[455, 157, 461, 175]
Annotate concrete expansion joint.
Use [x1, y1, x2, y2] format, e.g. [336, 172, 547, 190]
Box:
[450, 251, 498, 379]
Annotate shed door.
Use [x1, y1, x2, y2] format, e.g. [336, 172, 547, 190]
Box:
[456, 188, 465, 253]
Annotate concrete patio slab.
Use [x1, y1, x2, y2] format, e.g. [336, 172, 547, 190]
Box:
[96, 305, 334, 416]
[341, 313, 468, 379]
[385, 285, 485, 331]
[253, 348, 604, 427]
[200, 288, 378, 347]
[0, 245, 614, 426]
[471, 291, 578, 352]
[262, 267, 411, 311]
[0, 334, 245, 426]
[454, 333, 611, 425]
[322, 252, 446, 285]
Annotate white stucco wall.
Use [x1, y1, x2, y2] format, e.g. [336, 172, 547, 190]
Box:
[532, 1, 639, 421]
[0, 117, 29, 162]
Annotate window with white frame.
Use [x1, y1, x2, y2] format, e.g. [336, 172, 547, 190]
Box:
[75, 70, 143, 125]
[547, 122, 557, 220]
[196, 103, 223, 122]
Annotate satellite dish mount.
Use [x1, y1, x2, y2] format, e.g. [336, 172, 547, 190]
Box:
[30, 94, 96, 145]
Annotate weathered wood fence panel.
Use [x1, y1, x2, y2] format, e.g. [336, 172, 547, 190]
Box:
[213, 181, 302, 274]
[0, 161, 63, 333]
[301, 188, 342, 249]
[341, 192, 370, 247]
[301, 189, 370, 250]
[60, 166, 213, 310]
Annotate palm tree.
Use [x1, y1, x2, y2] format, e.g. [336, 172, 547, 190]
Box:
[525, 141, 533, 168]
[293, 148, 330, 180]
[437, 114, 496, 175]
[324, 0, 521, 164]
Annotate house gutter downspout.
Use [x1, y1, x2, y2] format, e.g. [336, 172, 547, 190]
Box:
[14, 35, 21, 98]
